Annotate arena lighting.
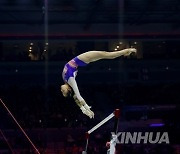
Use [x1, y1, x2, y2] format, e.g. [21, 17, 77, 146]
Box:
[115, 48, 117, 51]
[134, 42, 137, 44]
[150, 123, 165, 127]
[117, 45, 119, 48]
[119, 42, 123, 44]
[30, 43, 33, 46]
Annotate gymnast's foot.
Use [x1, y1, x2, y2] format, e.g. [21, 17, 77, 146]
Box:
[123, 48, 137, 56]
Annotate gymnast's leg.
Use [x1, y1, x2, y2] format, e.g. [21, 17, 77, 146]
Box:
[77, 48, 136, 64]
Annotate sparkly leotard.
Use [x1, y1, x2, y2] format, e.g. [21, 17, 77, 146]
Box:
[62, 57, 87, 82]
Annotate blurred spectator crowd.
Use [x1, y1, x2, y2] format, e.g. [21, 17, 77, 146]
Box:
[1, 40, 180, 61]
[0, 83, 180, 129]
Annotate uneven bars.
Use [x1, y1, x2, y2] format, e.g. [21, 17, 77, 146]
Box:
[83, 109, 120, 154]
[87, 109, 120, 135]
[88, 113, 114, 134]
[0, 129, 14, 154]
[0, 98, 40, 154]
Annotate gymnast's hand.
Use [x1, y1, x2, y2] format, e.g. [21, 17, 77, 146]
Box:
[73, 95, 94, 119]
[82, 100, 94, 119]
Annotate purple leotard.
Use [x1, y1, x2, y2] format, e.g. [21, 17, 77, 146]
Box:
[62, 57, 87, 82]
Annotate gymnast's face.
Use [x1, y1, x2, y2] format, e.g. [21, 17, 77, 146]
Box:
[61, 84, 71, 97]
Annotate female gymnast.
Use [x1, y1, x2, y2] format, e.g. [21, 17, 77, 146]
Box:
[61, 48, 136, 118]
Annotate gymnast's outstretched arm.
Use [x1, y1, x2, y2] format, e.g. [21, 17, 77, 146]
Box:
[68, 77, 94, 118]
[68, 77, 84, 102]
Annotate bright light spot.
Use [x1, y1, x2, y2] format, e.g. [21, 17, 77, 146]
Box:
[150, 123, 165, 127]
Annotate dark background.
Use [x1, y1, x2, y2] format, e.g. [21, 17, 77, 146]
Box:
[0, 0, 180, 153]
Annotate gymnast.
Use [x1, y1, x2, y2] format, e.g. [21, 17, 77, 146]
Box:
[61, 48, 136, 118]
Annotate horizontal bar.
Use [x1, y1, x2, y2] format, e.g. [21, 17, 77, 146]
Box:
[88, 112, 114, 134]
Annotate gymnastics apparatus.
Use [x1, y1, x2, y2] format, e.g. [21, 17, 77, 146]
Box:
[0, 98, 40, 154]
[0, 98, 120, 154]
[82, 109, 120, 154]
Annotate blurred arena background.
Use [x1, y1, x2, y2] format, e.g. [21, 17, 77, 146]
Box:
[0, 0, 180, 153]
